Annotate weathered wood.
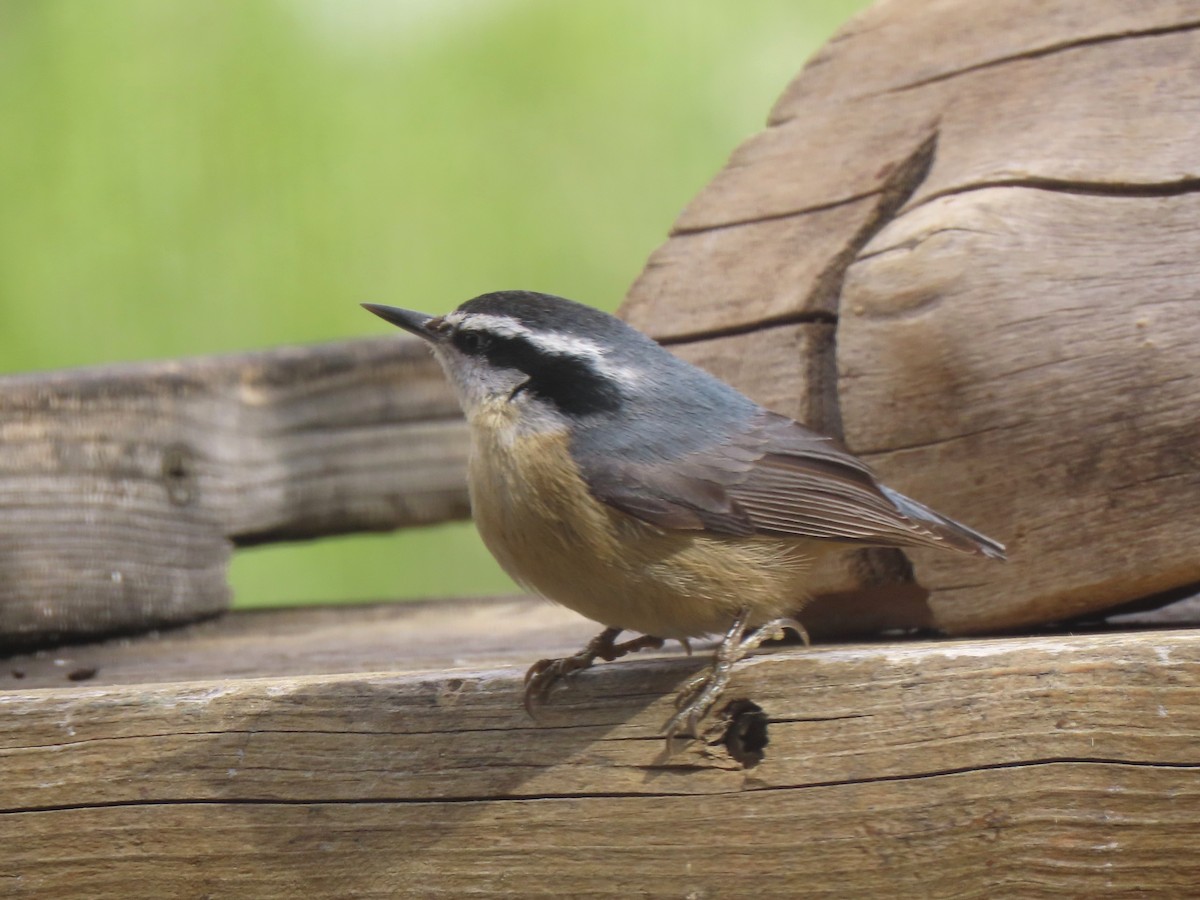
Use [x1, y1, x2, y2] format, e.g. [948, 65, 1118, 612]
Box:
[6, 765, 1198, 898]
[673, 105, 939, 235]
[5, 593, 1196, 691]
[623, 198, 874, 340]
[841, 189, 1200, 632]
[0, 338, 468, 645]
[769, 3, 1200, 121]
[0, 597, 597, 689]
[670, 323, 837, 428]
[619, 0, 1200, 633]
[1, 601, 1197, 897]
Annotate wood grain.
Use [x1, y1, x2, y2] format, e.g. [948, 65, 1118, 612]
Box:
[0, 597, 599, 690]
[622, 199, 873, 340]
[672, 107, 938, 235]
[618, 0, 1200, 632]
[1, 603, 1197, 898]
[669, 323, 837, 428]
[840, 188, 1200, 632]
[6, 765, 1198, 899]
[769, 1, 1200, 115]
[0, 337, 468, 645]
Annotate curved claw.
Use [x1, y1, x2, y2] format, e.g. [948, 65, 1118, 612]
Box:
[523, 658, 564, 719]
[771, 617, 811, 647]
[524, 657, 553, 688]
[522, 651, 599, 717]
[522, 626, 668, 722]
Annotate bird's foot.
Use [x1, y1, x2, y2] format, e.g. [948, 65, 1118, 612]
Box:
[524, 627, 666, 719]
[664, 612, 808, 746]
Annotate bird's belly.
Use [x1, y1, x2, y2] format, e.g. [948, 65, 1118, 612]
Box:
[468, 414, 815, 639]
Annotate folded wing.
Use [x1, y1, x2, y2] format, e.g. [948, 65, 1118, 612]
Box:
[581, 411, 1005, 560]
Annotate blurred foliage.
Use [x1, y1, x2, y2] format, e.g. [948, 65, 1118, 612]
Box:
[0, 0, 868, 607]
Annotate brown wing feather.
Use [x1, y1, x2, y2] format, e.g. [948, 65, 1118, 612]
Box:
[583, 411, 1004, 558]
[584, 462, 755, 535]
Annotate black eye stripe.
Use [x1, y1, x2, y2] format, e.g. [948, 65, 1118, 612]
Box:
[452, 327, 620, 416]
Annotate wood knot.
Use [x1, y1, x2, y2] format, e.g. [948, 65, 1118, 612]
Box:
[161, 443, 197, 506]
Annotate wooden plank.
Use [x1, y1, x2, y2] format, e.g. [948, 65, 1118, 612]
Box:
[1, 615, 1197, 897]
[0, 337, 468, 645]
[5, 596, 1195, 691]
[0, 598, 599, 690]
[6, 765, 1199, 898]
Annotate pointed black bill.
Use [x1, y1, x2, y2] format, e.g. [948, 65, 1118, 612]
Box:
[361, 303, 440, 341]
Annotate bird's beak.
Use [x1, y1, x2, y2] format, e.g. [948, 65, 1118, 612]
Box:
[361, 303, 442, 342]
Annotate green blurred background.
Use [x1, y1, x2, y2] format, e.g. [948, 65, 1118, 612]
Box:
[0, 0, 868, 608]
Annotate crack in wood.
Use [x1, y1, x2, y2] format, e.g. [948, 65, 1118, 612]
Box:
[808, 132, 939, 326]
[668, 188, 882, 238]
[655, 311, 837, 348]
[881, 18, 1200, 94]
[659, 132, 938, 443]
[767, 712, 873, 724]
[915, 175, 1200, 211]
[2, 757, 1196, 817]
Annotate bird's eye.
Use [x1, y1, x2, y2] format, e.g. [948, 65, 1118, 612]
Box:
[455, 330, 490, 355]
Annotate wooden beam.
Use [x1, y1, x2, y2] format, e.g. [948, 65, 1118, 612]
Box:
[1, 602, 1197, 897]
[0, 337, 468, 645]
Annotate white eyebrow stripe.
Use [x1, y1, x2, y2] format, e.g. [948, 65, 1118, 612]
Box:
[451, 312, 643, 386]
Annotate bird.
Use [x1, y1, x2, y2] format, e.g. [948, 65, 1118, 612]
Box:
[363, 290, 1005, 742]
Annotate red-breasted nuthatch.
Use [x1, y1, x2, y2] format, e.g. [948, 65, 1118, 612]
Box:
[364, 291, 1005, 741]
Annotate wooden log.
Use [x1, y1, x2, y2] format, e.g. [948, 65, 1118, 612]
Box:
[1, 601, 1197, 897]
[0, 337, 468, 646]
[840, 188, 1200, 632]
[619, 0, 1200, 633]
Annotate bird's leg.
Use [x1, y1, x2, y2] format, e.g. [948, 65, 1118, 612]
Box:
[665, 610, 809, 744]
[524, 627, 666, 718]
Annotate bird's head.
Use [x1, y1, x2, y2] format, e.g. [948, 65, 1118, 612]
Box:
[363, 290, 673, 426]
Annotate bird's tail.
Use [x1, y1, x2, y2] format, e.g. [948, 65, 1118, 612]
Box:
[878, 485, 1007, 561]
